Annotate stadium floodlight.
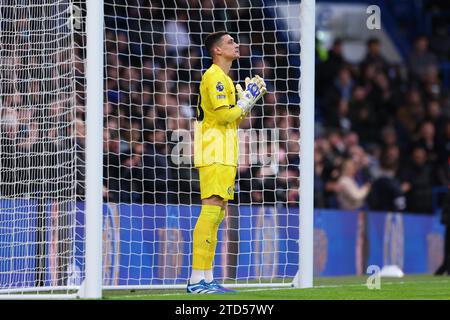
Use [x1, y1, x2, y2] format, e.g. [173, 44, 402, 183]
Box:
[0, 0, 314, 298]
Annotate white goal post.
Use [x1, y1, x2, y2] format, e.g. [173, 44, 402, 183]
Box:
[0, 0, 103, 299]
[298, 0, 315, 289]
[0, 0, 314, 299]
[83, 0, 104, 299]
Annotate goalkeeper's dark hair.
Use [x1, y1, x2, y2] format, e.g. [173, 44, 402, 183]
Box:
[204, 31, 229, 57]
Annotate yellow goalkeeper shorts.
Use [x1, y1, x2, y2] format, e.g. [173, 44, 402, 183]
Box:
[198, 164, 237, 201]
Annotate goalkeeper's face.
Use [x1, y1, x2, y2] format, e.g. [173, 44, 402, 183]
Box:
[218, 34, 240, 61]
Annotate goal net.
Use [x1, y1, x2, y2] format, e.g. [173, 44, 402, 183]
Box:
[0, 0, 80, 297]
[0, 0, 311, 297]
[99, 0, 304, 290]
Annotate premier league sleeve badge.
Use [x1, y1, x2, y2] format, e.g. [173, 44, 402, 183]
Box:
[216, 81, 224, 92]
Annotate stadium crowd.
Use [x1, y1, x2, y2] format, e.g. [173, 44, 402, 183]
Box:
[77, 0, 450, 214]
[74, 0, 303, 206]
[0, 0, 449, 215]
[315, 35, 450, 213]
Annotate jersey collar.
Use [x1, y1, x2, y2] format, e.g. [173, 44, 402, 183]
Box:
[212, 63, 227, 77]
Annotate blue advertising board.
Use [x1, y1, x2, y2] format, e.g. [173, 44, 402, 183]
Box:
[0, 201, 446, 288]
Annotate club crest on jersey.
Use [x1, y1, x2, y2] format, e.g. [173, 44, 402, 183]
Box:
[216, 81, 224, 92]
[227, 186, 232, 195]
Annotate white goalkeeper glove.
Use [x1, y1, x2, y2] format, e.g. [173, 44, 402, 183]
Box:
[236, 75, 267, 115]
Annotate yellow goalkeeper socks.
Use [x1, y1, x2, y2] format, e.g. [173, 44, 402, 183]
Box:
[192, 205, 225, 271]
[204, 207, 226, 282]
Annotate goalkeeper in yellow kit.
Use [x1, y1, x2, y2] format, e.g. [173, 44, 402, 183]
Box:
[187, 31, 267, 294]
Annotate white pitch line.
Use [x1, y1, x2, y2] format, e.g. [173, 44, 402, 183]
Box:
[109, 287, 290, 299]
[108, 279, 450, 299]
[315, 278, 450, 289]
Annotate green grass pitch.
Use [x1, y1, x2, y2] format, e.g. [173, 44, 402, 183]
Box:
[102, 275, 450, 300]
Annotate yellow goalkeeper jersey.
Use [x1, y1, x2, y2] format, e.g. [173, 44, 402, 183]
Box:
[194, 63, 238, 168]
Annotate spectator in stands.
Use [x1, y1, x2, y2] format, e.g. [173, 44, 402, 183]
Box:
[336, 159, 371, 210]
[362, 37, 389, 73]
[164, 9, 192, 57]
[70, 1, 450, 213]
[368, 149, 406, 213]
[429, 21, 450, 61]
[235, 134, 252, 204]
[414, 120, 439, 165]
[380, 125, 398, 149]
[399, 146, 435, 213]
[371, 71, 396, 124]
[74, 118, 86, 200]
[252, 164, 277, 205]
[426, 99, 449, 135]
[141, 126, 171, 204]
[276, 166, 300, 206]
[396, 88, 425, 138]
[421, 65, 445, 102]
[437, 120, 450, 168]
[327, 98, 352, 133]
[348, 144, 371, 183]
[317, 38, 347, 95]
[348, 85, 379, 145]
[358, 62, 377, 95]
[435, 188, 450, 275]
[365, 143, 382, 179]
[286, 130, 300, 167]
[314, 143, 327, 208]
[322, 66, 354, 126]
[318, 133, 345, 207]
[408, 35, 439, 82]
[103, 127, 123, 203]
[0, 108, 21, 198]
[343, 131, 360, 150]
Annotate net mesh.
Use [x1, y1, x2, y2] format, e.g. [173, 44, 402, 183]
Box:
[0, 0, 302, 292]
[98, 0, 301, 286]
[0, 0, 78, 293]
